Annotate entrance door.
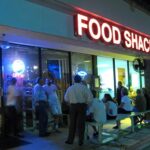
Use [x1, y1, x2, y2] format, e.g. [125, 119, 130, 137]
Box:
[41, 49, 70, 104]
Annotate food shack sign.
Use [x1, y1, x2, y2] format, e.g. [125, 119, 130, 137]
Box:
[74, 12, 150, 53]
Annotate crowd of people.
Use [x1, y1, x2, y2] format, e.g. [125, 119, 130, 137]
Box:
[2, 75, 150, 147]
[4, 77, 62, 137]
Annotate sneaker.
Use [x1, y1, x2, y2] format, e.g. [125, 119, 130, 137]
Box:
[39, 132, 51, 137]
[93, 132, 98, 138]
[65, 140, 73, 145]
[78, 141, 83, 146]
[113, 125, 119, 129]
[54, 129, 61, 133]
[15, 133, 24, 138]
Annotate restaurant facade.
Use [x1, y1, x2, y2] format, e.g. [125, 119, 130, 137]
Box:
[0, 0, 150, 133]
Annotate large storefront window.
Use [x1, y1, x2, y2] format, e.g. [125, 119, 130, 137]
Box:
[2, 44, 39, 108]
[2, 45, 39, 92]
[71, 53, 92, 87]
[41, 49, 70, 102]
[129, 61, 140, 90]
[115, 59, 128, 88]
[97, 57, 114, 99]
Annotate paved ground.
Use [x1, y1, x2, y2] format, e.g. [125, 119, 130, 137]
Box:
[8, 119, 150, 150]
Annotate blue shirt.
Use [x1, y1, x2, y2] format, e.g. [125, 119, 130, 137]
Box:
[33, 84, 47, 103]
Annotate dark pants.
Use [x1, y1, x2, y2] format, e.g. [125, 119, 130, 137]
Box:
[35, 101, 48, 136]
[16, 111, 23, 133]
[118, 108, 131, 114]
[107, 115, 117, 120]
[67, 103, 87, 144]
[5, 106, 17, 136]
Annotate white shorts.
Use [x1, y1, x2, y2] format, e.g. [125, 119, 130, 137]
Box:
[50, 104, 62, 115]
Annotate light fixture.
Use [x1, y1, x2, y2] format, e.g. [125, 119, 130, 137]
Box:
[12, 59, 25, 74]
[98, 64, 110, 68]
[1, 41, 10, 49]
[0, 34, 10, 49]
[33, 65, 38, 70]
[77, 71, 87, 77]
[84, 60, 91, 63]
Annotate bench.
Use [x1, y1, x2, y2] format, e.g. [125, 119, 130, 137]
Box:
[84, 110, 150, 144]
[117, 110, 150, 132]
[84, 121, 118, 144]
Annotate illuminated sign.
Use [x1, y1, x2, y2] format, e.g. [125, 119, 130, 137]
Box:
[12, 59, 25, 74]
[74, 12, 150, 53]
[77, 71, 87, 77]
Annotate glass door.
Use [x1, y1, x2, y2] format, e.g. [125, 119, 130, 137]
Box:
[41, 49, 70, 103]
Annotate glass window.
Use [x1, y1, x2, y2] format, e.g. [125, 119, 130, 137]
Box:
[129, 61, 140, 90]
[141, 74, 145, 88]
[41, 49, 70, 103]
[115, 59, 128, 88]
[97, 56, 114, 99]
[2, 44, 39, 107]
[71, 53, 92, 86]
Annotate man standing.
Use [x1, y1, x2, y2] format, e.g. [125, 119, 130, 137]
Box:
[33, 77, 49, 137]
[5, 77, 19, 136]
[116, 81, 124, 105]
[64, 75, 92, 146]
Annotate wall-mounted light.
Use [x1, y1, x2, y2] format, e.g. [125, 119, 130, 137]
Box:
[12, 59, 25, 74]
[77, 71, 87, 77]
[0, 33, 10, 50]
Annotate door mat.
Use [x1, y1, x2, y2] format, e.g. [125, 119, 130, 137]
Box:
[0, 136, 31, 149]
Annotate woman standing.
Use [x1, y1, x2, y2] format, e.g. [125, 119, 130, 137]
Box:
[43, 79, 62, 132]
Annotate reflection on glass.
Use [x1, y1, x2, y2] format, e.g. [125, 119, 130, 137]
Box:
[97, 56, 114, 99]
[71, 53, 92, 85]
[129, 61, 140, 97]
[141, 75, 145, 88]
[2, 45, 39, 95]
[41, 49, 70, 103]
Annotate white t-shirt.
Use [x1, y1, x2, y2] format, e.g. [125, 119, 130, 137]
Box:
[6, 85, 19, 106]
[106, 101, 118, 116]
[121, 96, 133, 111]
[64, 83, 93, 104]
[88, 98, 106, 123]
[43, 84, 58, 105]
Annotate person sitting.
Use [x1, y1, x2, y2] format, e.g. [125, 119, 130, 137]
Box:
[104, 94, 118, 120]
[113, 87, 133, 129]
[133, 89, 146, 124]
[87, 90, 106, 137]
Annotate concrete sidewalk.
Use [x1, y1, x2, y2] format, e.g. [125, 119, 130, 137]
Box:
[9, 122, 150, 150]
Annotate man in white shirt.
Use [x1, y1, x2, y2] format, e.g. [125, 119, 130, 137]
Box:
[64, 75, 93, 146]
[88, 96, 106, 124]
[5, 77, 19, 136]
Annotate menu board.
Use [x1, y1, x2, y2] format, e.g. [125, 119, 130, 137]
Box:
[117, 68, 126, 85]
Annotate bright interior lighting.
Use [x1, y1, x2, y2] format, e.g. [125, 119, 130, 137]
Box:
[12, 59, 25, 74]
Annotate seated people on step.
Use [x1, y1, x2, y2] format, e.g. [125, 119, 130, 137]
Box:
[113, 87, 133, 129]
[104, 93, 118, 120]
[86, 90, 106, 137]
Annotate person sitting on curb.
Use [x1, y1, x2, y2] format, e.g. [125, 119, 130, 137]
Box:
[133, 89, 146, 125]
[113, 87, 133, 129]
[104, 93, 118, 120]
[86, 90, 106, 137]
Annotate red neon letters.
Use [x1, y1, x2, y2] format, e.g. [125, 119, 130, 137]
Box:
[74, 13, 150, 53]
